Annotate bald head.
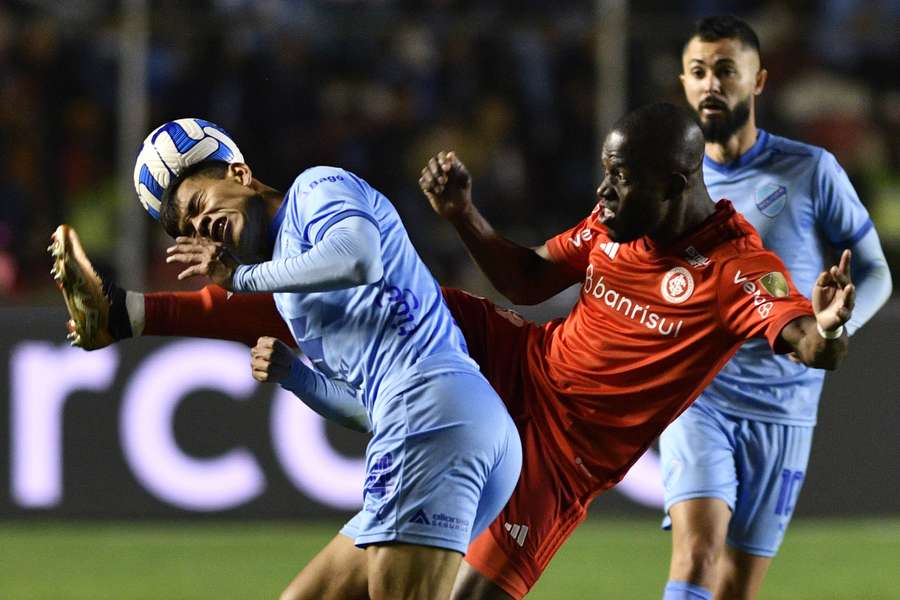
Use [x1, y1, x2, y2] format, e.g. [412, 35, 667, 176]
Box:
[609, 102, 705, 176]
[596, 102, 714, 244]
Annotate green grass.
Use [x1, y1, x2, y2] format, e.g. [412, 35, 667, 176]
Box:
[1, 518, 897, 599]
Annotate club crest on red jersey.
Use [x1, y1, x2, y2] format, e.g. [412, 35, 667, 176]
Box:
[661, 267, 694, 304]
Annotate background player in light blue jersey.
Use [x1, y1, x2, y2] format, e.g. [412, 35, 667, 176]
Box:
[161, 159, 521, 600]
[659, 16, 893, 600]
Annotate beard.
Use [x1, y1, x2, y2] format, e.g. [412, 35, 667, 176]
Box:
[699, 97, 751, 144]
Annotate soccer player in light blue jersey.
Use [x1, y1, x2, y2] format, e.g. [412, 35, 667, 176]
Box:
[659, 16, 893, 600]
[161, 160, 522, 600]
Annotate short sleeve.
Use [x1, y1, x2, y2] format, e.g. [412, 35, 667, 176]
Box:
[814, 150, 874, 249]
[717, 251, 813, 353]
[544, 204, 604, 276]
[291, 168, 380, 246]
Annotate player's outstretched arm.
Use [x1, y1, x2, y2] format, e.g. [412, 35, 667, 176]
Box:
[779, 250, 855, 370]
[419, 151, 580, 305]
[166, 217, 383, 294]
[251, 337, 371, 433]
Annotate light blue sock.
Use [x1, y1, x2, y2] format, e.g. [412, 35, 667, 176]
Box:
[663, 580, 712, 600]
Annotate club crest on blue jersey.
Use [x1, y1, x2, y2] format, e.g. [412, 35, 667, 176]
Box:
[755, 183, 788, 218]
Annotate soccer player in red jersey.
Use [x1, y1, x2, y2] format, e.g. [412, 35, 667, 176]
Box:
[53, 102, 854, 600]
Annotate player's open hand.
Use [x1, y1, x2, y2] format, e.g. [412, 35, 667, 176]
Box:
[812, 249, 855, 333]
[250, 336, 296, 384]
[419, 151, 473, 220]
[166, 236, 238, 289]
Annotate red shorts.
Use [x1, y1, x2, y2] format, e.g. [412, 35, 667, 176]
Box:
[442, 288, 602, 599]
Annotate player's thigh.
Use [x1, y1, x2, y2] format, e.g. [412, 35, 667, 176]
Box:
[660, 403, 739, 532]
[279, 533, 368, 600]
[463, 416, 589, 600]
[452, 561, 515, 600]
[716, 545, 771, 600]
[366, 542, 462, 600]
[727, 422, 814, 557]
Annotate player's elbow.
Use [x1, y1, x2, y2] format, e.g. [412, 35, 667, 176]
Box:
[350, 255, 383, 285]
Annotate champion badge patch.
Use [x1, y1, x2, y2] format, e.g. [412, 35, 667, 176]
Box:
[758, 272, 789, 298]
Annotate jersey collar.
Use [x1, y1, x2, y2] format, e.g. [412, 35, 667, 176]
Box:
[703, 129, 770, 175]
[642, 199, 737, 255]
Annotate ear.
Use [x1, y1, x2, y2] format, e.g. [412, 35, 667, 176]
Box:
[754, 68, 768, 95]
[227, 162, 253, 186]
[664, 172, 689, 201]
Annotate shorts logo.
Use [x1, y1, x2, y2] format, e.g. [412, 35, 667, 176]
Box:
[504, 522, 529, 547]
[409, 508, 431, 525]
[364, 452, 394, 501]
[756, 183, 788, 218]
[758, 272, 789, 298]
[661, 267, 694, 304]
[409, 509, 470, 531]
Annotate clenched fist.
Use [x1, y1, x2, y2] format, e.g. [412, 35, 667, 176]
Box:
[250, 336, 296, 383]
[419, 150, 473, 220]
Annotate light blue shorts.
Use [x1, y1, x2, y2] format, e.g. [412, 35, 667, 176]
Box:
[659, 401, 813, 557]
[340, 369, 521, 554]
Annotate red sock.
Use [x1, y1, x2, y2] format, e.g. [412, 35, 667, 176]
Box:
[143, 285, 296, 348]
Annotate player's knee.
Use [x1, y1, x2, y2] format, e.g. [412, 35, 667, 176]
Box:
[673, 534, 723, 581]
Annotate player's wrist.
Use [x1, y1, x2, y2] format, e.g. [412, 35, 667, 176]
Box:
[816, 322, 844, 339]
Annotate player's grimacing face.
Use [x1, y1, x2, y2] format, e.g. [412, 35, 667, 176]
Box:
[596, 131, 666, 243]
[680, 37, 764, 139]
[172, 173, 266, 260]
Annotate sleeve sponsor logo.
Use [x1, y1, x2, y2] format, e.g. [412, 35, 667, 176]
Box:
[660, 267, 694, 304]
[733, 269, 784, 319]
[568, 227, 593, 247]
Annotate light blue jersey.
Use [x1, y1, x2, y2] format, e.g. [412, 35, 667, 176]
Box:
[270, 166, 477, 414]
[247, 166, 520, 553]
[699, 130, 874, 426]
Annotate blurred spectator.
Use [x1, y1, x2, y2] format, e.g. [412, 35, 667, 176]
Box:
[1, 1, 897, 303]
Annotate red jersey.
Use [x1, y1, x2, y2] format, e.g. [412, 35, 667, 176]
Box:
[534, 200, 812, 486]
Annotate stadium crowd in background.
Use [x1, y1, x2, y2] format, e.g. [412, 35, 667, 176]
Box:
[0, 0, 898, 301]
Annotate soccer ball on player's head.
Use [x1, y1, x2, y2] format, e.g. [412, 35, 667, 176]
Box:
[133, 117, 244, 220]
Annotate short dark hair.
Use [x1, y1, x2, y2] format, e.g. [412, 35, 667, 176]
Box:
[159, 160, 229, 238]
[612, 102, 704, 174]
[685, 15, 761, 56]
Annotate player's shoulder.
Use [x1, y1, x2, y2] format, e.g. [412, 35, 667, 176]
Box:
[560, 203, 611, 244]
[291, 165, 354, 192]
[764, 130, 831, 169]
[690, 200, 761, 253]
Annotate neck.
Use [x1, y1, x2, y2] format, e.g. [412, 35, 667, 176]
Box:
[705, 118, 759, 164]
[649, 187, 716, 246]
[263, 190, 285, 221]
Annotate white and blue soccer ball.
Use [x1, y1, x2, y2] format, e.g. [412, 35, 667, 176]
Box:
[133, 118, 244, 220]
